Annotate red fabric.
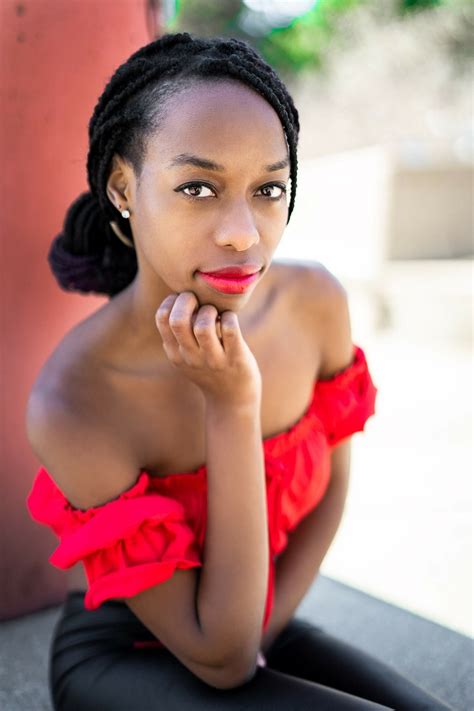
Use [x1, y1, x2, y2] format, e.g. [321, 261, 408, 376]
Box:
[26, 344, 377, 636]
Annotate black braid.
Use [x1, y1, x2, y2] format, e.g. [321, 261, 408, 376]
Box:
[49, 32, 300, 297]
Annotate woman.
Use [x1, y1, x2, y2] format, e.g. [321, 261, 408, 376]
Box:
[26, 33, 451, 710]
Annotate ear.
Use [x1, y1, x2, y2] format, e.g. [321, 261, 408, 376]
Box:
[106, 154, 134, 211]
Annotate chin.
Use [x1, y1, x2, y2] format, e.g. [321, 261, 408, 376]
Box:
[204, 292, 253, 312]
[190, 280, 255, 309]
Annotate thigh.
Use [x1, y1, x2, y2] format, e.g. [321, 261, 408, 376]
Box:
[52, 642, 393, 711]
[266, 618, 454, 711]
[50, 594, 391, 711]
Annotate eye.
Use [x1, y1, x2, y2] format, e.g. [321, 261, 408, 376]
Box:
[176, 182, 216, 199]
[257, 183, 287, 200]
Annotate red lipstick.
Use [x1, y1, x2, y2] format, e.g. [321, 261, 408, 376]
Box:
[197, 265, 262, 295]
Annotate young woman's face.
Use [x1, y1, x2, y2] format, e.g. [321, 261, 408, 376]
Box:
[109, 79, 291, 312]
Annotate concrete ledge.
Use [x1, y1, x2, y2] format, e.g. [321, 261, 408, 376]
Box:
[299, 576, 473, 710]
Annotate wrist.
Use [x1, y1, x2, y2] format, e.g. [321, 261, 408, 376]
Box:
[204, 393, 261, 417]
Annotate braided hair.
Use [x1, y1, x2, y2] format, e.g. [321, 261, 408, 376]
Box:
[49, 32, 300, 298]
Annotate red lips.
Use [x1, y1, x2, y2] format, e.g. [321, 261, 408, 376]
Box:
[200, 265, 262, 277]
[196, 266, 263, 295]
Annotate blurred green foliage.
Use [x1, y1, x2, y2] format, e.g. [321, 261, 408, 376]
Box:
[260, 0, 364, 75]
[170, 0, 461, 77]
[401, 0, 441, 9]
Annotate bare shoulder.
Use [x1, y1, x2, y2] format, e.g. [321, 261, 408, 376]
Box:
[27, 302, 115, 430]
[271, 259, 354, 378]
[270, 258, 348, 319]
[26, 306, 140, 510]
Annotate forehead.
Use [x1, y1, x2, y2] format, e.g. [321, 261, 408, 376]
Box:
[142, 79, 288, 173]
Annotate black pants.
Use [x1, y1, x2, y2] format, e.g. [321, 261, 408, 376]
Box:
[49, 591, 452, 710]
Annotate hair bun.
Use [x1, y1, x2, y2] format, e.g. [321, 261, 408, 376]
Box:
[47, 191, 137, 297]
[62, 191, 108, 255]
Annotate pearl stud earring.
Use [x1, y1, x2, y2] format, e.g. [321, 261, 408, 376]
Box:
[120, 207, 131, 219]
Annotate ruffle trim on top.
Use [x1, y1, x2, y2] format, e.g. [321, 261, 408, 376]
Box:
[26, 471, 202, 610]
[312, 345, 377, 446]
[26, 466, 151, 535]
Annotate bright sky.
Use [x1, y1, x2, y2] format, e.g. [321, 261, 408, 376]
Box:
[242, 0, 317, 21]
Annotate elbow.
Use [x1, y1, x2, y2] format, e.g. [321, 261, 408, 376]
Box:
[208, 659, 258, 690]
[189, 632, 261, 689]
[180, 650, 259, 690]
[199, 646, 260, 689]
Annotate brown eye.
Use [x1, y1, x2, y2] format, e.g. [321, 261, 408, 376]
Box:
[258, 184, 287, 199]
[178, 183, 216, 199]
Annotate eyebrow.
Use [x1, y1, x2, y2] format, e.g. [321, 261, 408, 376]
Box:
[166, 153, 290, 172]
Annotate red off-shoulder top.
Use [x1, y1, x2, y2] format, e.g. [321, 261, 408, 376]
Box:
[26, 344, 377, 644]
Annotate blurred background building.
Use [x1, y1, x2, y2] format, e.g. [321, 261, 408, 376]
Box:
[2, 0, 472, 639]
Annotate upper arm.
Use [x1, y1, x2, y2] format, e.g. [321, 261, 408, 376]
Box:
[26, 382, 139, 508]
[329, 439, 351, 489]
[302, 263, 354, 482]
[306, 263, 354, 380]
[25, 385, 247, 687]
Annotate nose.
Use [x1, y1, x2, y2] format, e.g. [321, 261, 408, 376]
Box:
[213, 200, 260, 251]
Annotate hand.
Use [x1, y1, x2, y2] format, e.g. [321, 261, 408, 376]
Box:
[155, 292, 261, 407]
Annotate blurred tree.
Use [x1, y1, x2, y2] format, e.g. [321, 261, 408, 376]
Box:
[259, 1, 363, 76]
[170, 0, 365, 77]
[170, 0, 464, 78]
[146, 0, 181, 39]
[168, 0, 241, 35]
[401, 0, 441, 10]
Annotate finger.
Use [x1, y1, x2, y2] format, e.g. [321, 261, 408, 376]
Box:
[192, 304, 224, 356]
[168, 292, 200, 352]
[219, 310, 243, 355]
[155, 294, 182, 364]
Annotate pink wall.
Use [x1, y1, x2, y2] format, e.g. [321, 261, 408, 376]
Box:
[0, 0, 150, 619]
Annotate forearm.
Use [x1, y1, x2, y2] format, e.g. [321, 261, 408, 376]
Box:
[197, 401, 269, 666]
[261, 471, 349, 654]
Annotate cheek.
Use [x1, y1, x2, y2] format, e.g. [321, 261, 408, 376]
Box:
[139, 228, 194, 276]
[132, 197, 182, 253]
[260, 206, 288, 242]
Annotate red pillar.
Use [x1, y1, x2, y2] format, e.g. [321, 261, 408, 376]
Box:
[1, 0, 150, 618]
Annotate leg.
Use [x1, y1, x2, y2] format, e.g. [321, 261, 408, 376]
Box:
[265, 617, 454, 711]
[53, 648, 397, 711]
[50, 593, 392, 711]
